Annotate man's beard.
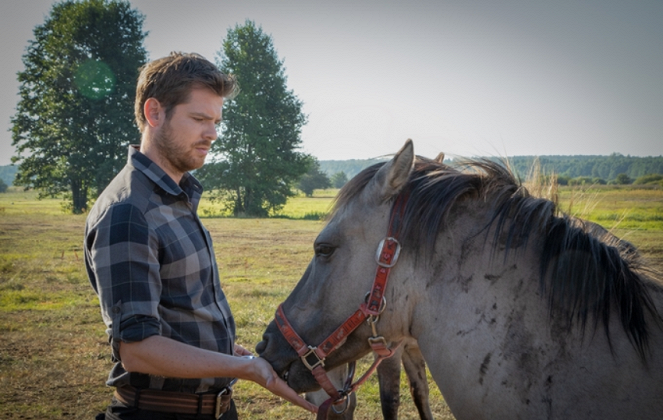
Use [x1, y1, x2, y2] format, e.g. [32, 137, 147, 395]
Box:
[154, 120, 210, 176]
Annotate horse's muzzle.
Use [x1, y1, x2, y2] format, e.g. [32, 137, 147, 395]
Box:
[256, 320, 321, 393]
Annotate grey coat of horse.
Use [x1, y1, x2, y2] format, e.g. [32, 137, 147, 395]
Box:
[258, 140, 663, 420]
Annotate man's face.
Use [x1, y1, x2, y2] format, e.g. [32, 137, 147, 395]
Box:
[154, 87, 223, 175]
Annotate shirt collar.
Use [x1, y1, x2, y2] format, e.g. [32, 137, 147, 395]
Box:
[127, 145, 204, 206]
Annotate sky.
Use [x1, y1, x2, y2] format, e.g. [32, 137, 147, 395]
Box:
[1, 0, 662, 167]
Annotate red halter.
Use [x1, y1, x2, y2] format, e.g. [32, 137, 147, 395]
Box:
[274, 191, 409, 415]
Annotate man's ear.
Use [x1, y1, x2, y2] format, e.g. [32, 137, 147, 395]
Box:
[144, 98, 165, 128]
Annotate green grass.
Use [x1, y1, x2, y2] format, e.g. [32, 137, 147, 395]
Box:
[0, 185, 661, 419]
[273, 189, 337, 219]
[558, 185, 663, 231]
[0, 188, 67, 215]
[197, 188, 337, 219]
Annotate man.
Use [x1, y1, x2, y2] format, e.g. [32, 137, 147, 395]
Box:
[85, 52, 316, 419]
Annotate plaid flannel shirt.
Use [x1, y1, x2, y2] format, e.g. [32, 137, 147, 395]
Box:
[85, 146, 236, 393]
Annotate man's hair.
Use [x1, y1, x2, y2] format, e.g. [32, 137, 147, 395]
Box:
[135, 52, 238, 132]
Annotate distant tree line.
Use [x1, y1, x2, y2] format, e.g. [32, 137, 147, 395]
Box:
[506, 154, 663, 182]
[319, 158, 389, 180]
[317, 154, 663, 188]
[3, 150, 663, 198]
[0, 165, 18, 187]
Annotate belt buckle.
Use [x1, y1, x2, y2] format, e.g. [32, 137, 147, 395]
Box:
[215, 387, 231, 419]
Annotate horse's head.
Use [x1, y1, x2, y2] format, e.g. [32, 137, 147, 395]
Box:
[256, 140, 416, 393]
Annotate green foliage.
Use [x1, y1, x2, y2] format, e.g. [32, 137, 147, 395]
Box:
[506, 154, 663, 182]
[568, 176, 597, 186]
[633, 174, 663, 185]
[297, 158, 330, 197]
[10, 0, 147, 213]
[0, 178, 7, 193]
[557, 174, 570, 186]
[330, 171, 348, 188]
[272, 188, 335, 219]
[321, 155, 663, 184]
[198, 20, 309, 217]
[614, 173, 633, 185]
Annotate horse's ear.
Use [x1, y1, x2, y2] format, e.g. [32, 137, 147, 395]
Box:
[368, 139, 414, 204]
[435, 152, 445, 163]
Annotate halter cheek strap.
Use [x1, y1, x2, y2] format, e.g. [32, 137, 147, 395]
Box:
[274, 191, 409, 409]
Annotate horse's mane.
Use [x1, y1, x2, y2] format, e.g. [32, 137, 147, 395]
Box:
[332, 156, 662, 360]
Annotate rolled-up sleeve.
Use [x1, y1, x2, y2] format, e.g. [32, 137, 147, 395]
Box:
[86, 202, 161, 360]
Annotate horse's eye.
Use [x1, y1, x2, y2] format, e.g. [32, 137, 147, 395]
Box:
[315, 244, 335, 258]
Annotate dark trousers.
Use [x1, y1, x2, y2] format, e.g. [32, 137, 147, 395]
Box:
[96, 396, 238, 420]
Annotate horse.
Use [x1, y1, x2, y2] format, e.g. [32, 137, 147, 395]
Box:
[305, 338, 434, 420]
[257, 140, 663, 419]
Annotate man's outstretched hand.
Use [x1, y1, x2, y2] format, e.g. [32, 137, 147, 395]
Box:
[248, 356, 318, 413]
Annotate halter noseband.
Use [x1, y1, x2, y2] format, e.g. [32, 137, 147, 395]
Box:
[274, 191, 409, 414]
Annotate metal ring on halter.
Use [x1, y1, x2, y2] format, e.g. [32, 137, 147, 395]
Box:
[331, 393, 351, 414]
[328, 361, 356, 415]
[363, 292, 387, 316]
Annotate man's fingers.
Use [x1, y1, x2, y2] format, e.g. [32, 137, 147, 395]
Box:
[251, 357, 317, 413]
[267, 376, 318, 413]
[234, 343, 253, 356]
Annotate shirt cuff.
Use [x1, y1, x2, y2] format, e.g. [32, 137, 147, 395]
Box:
[110, 305, 161, 361]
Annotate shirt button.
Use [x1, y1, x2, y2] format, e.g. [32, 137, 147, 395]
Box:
[112, 306, 121, 314]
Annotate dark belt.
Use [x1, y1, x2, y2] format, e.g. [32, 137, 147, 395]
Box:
[114, 385, 233, 419]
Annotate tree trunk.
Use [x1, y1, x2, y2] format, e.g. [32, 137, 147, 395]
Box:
[71, 178, 88, 214]
[234, 188, 244, 216]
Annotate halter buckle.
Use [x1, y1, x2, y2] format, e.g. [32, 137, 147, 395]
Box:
[375, 237, 401, 268]
[301, 346, 325, 370]
[368, 335, 388, 348]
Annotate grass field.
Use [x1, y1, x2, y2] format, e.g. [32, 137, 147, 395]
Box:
[0, 184, 661, 419]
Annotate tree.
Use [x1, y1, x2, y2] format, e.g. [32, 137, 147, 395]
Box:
[0, 178, 8, 193]
[614, 173, 632, 185]
[330, 171, 349, 189]
[298, 158, 331, 197]
[197, 20, 309, 217]
[11, 0, 147, 213]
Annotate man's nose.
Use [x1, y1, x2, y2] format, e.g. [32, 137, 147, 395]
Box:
[204, 122, 218, 140]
